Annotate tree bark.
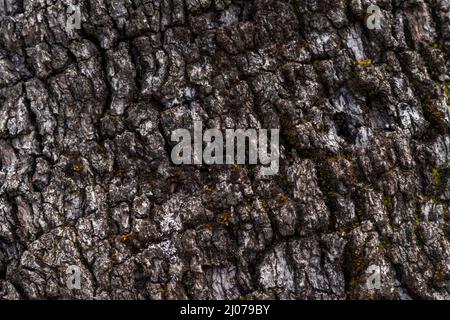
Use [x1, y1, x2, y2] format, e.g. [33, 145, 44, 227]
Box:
[0, 0, 449, 299]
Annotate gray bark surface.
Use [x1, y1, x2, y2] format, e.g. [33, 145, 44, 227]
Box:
[0, 0, 449, 299]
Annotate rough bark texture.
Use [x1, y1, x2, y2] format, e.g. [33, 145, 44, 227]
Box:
[0, 0, 449, 300]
